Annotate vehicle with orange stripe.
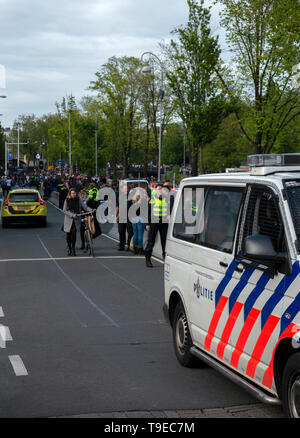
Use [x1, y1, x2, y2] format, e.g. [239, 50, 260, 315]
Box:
[1, 188, 47, 227]
[164, 153, 300, 418]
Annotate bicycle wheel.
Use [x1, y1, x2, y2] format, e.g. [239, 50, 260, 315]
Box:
[85, 229, 95, 257]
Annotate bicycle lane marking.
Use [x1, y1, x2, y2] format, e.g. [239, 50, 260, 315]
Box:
[36, 234, 119, 328]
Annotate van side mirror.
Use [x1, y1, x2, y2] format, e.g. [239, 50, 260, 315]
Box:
[242, 234, 286, 263]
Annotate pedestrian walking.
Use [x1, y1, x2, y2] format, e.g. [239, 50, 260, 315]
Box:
[57, 178, 68, 209]
[63, 188, 92, 256]
[43, 177, 51, 199]
[144, 183, 170, 267]
[1, 177, 8, 199]
[116, 183, 133, 251]
[87, 182, 99, 210]
[131, 188, 147, 255]
[79, 189, 89, 250]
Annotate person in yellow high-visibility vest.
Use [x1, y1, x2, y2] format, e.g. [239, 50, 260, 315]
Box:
[144, 183, 169, 268]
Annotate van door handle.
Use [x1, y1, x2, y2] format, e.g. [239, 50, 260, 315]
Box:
[219, 261, 228, 268]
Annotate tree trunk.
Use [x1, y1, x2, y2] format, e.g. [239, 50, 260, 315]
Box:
[199, 144, 204, 175]
[143, 122, 150, 178]
[191, 143, 199, 176]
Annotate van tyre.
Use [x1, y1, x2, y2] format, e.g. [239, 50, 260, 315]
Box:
[282, 353, 300, 418]
[172, 301, 199, 368]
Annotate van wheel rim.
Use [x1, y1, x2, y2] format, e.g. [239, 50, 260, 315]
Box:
[176, 313, 188, 355]
[290, 376, 300, 418]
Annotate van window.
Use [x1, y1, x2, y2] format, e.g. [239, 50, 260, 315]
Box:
[238, 185, 284, 254]
[173, 186, 243, 252]
[196, 188, 244, 253]
[173, 186, 206, 243]
[285, 180, 300, 248]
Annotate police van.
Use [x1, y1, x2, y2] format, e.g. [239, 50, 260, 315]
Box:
[164, 154, 300, 418]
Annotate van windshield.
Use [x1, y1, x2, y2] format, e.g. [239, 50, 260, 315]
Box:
[285, 181, 300, 242]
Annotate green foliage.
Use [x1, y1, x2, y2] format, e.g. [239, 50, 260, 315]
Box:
[161, 124, 184, 165]
[90, 56, 144, 177]
[217, 0, 300, 153]
[164, 0, 228, 175]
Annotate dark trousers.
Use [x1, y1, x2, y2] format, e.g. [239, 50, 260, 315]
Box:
[66, 222, 77, 249]
[145, 222, 168, 259]
[80, 222, 85, 247]
[59, 193, 67, 210]
[118, 222, 133, 249]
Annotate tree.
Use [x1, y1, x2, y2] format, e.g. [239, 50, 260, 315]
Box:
[163, 0, 228, 175]
[139, 59, 176, 176]
[216, 0, 300, 154]
[90, 56, 142, 178]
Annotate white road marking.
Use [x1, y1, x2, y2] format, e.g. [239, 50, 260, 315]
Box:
[46, 200, 62, 212]
[9, 355, 28, 376]
[0, 325, 12, 341]
[37, 235, 119, 328]
[0, 325, 12, 348]
[0, 256, 144, 263]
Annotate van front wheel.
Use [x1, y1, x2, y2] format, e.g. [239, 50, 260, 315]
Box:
[282, 353, 300, 418]
[172, 301, 198, 368]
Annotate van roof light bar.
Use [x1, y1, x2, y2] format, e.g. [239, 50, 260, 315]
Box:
[247, 154, 300, 168]
[247, 154, 300, 176]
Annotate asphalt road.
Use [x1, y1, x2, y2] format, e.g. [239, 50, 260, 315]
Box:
[0, 199, 284, 418]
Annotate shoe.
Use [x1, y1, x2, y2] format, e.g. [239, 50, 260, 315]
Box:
[134, 247, 138, 255]
[139, 248, 144, 255]
[145, 257, 153, 268]
[80, 244, 85, 250]
[118, 246, 125, 251]
[126, 245, 130, 251]
[67, 248, 72, 256]
[71, 246, 76, 256]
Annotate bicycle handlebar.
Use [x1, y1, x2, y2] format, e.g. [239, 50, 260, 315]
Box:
[77, 210, 95, 217]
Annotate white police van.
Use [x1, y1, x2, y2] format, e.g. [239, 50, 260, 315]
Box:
[164, 154, 300, 418]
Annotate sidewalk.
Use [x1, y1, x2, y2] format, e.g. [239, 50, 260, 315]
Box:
[57, 403, 285, 418]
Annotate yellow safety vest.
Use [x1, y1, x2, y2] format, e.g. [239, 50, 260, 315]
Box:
[153, 197, 168, 217]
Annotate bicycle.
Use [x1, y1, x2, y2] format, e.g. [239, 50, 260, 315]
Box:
[78, 211, 95, 257]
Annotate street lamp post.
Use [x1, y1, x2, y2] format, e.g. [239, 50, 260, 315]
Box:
[68, 110, 72, 175]
[141, 51, 164, 181]
[95, 120, 98, 177]
[17, 124, 20, 168]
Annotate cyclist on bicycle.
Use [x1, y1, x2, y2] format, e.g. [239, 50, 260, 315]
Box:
[63, 188, 93, 256]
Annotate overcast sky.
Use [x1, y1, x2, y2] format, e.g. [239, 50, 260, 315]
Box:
[0, 0, 226, 128]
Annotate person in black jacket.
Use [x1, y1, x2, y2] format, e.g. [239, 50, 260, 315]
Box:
[115, 183, 133, 251]
[57, 178, 68, 209]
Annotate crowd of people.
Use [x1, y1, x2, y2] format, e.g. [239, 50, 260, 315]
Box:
[0, 170, 176, 267]
[52, 173, 175, 267]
